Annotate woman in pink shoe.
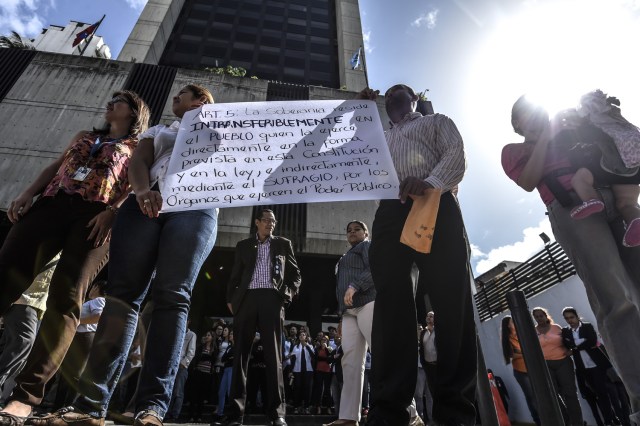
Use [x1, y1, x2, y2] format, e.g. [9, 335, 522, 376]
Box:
[502, 95, 640, 426]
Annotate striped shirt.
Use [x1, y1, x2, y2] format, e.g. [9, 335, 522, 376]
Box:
[386, 112, 466, 191]
[335, 240, 376, 315]
[249, 234, 274, 289]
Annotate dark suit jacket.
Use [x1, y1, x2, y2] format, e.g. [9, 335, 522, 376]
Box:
[561, 322, 612, 371]
[226, 235, 301, 313]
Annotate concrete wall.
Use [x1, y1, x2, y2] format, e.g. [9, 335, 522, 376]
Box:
[0, 52, 132, 210]
[336, 0, 368, 91]
[0, 53, 389, 255]
[477, 275, 600, 425]
[117, 0, 185, 64]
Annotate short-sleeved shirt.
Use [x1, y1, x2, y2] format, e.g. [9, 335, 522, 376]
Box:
[77, 297, 105, 333]
[538, 324, 569, 361]
[138, 122, 181, 188]
[509, 333, 527, 373]
[43, 132, 137, 205]
[501, 141, 574, 206]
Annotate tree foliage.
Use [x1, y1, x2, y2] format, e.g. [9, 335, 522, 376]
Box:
[204, 65, 248, 77]
[0, 31, 35, 49]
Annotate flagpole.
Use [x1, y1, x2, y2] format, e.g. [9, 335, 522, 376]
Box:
[359, 45, 370, 88]
[79, 14, 105, 57]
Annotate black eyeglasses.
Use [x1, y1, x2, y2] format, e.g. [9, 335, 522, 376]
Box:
[260, 218, 277, 225]
[108, 97, 128, 105]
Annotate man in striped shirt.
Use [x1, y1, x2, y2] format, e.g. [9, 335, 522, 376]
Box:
[358, 85, 477, 426]
[223, 209, 301, 426]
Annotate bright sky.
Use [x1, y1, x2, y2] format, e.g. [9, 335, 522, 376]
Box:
[2, 0, 639, 276]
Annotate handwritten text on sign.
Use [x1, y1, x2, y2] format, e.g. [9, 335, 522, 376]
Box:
[161, 100, 399, 211]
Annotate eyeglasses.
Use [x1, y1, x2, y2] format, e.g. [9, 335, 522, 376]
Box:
[260, 218, 277, 225]
[108, 97, 128, 105]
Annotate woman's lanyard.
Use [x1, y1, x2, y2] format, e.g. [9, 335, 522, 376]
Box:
[72, 135, 128, 181]
[88, 135, 127, 159]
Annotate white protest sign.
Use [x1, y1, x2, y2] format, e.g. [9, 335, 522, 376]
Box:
[161, 99, 399, 211]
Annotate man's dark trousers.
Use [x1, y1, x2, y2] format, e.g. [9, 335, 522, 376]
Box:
[229, 289, 286, 421]
[368, 193, 477, 425]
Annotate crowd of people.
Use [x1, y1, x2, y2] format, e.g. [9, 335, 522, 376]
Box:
[0, 78, 637, 426]
[501, 307, 632, 426]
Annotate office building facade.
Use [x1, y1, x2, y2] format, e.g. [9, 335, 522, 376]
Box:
[117, 0, 366, 90]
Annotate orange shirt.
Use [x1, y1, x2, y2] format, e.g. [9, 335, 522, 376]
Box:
[537, 324, 569, 361]
[509, 332, 527, 373]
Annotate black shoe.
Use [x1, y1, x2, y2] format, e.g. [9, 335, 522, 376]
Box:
[210, 416, 242, 426]
[271, 418, 286, 426]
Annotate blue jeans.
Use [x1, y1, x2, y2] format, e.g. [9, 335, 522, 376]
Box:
[217, 367, 233, 415]
[512, 369, 540, 426]
[74, 195, 218, 418]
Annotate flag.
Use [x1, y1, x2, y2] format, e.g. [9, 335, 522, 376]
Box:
[350, 48, 361, 70]
[72, 21, 100, 47]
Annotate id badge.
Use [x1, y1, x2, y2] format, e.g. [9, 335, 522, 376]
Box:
[71, 166, 92, 181]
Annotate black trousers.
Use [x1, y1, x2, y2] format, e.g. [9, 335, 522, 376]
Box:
[368, 194, 477, 425]
[581, 366, 616, 424]
[230, 289, 285, 420]
[0, 193, 109, 405]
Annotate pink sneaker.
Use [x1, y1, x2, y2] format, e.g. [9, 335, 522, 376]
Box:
[623, 218, 640, 247]
[570, 199, 604, 219]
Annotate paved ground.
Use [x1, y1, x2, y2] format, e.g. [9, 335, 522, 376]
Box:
[105, 414, 336, 426]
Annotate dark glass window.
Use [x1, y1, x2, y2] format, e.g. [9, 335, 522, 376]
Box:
[288, 17, 307, 26]
[286, 39, 306, 50]
[236, 32, 256, 43]
[310, 43, 331, 54]
[263, 20, 284, 31]
[285, 56, 306, 68]
[261, 36, 282, 47]
[238, 16, 259, 26]
[258, 53, 280, 64]
[311, 60, 330, 72]
[175, 41, 199, 54]
[266, 6, 285, 15]
[208, 28, 229, 39]
[289, 10, 307, 19]
[202, 44, 227, 57]
[287, 24, 307, 34]
[214, 13, 235, 23]
[310, 27, 328, 37]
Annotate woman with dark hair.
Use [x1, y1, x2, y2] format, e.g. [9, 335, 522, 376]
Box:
[561, 307, 625, 425]
[214, 327, 234, 421]
[502, 95, 640, 424]
[290, 330, 315, 415]
[189, 330, 216, 422]
[324, 220, 375, 426]
[532, 307, 583, 426]
[30, 84, 219, 426]
[0, 91, 150, 426]
[500, 316, 540, 425]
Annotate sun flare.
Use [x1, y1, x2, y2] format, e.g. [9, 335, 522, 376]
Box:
[466, 0, 640, 132]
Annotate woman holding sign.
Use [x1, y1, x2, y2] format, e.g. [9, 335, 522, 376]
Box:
[324, 220, 375, 426]
[0, 90, 149, 426]
[30, 85, 218, 426]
